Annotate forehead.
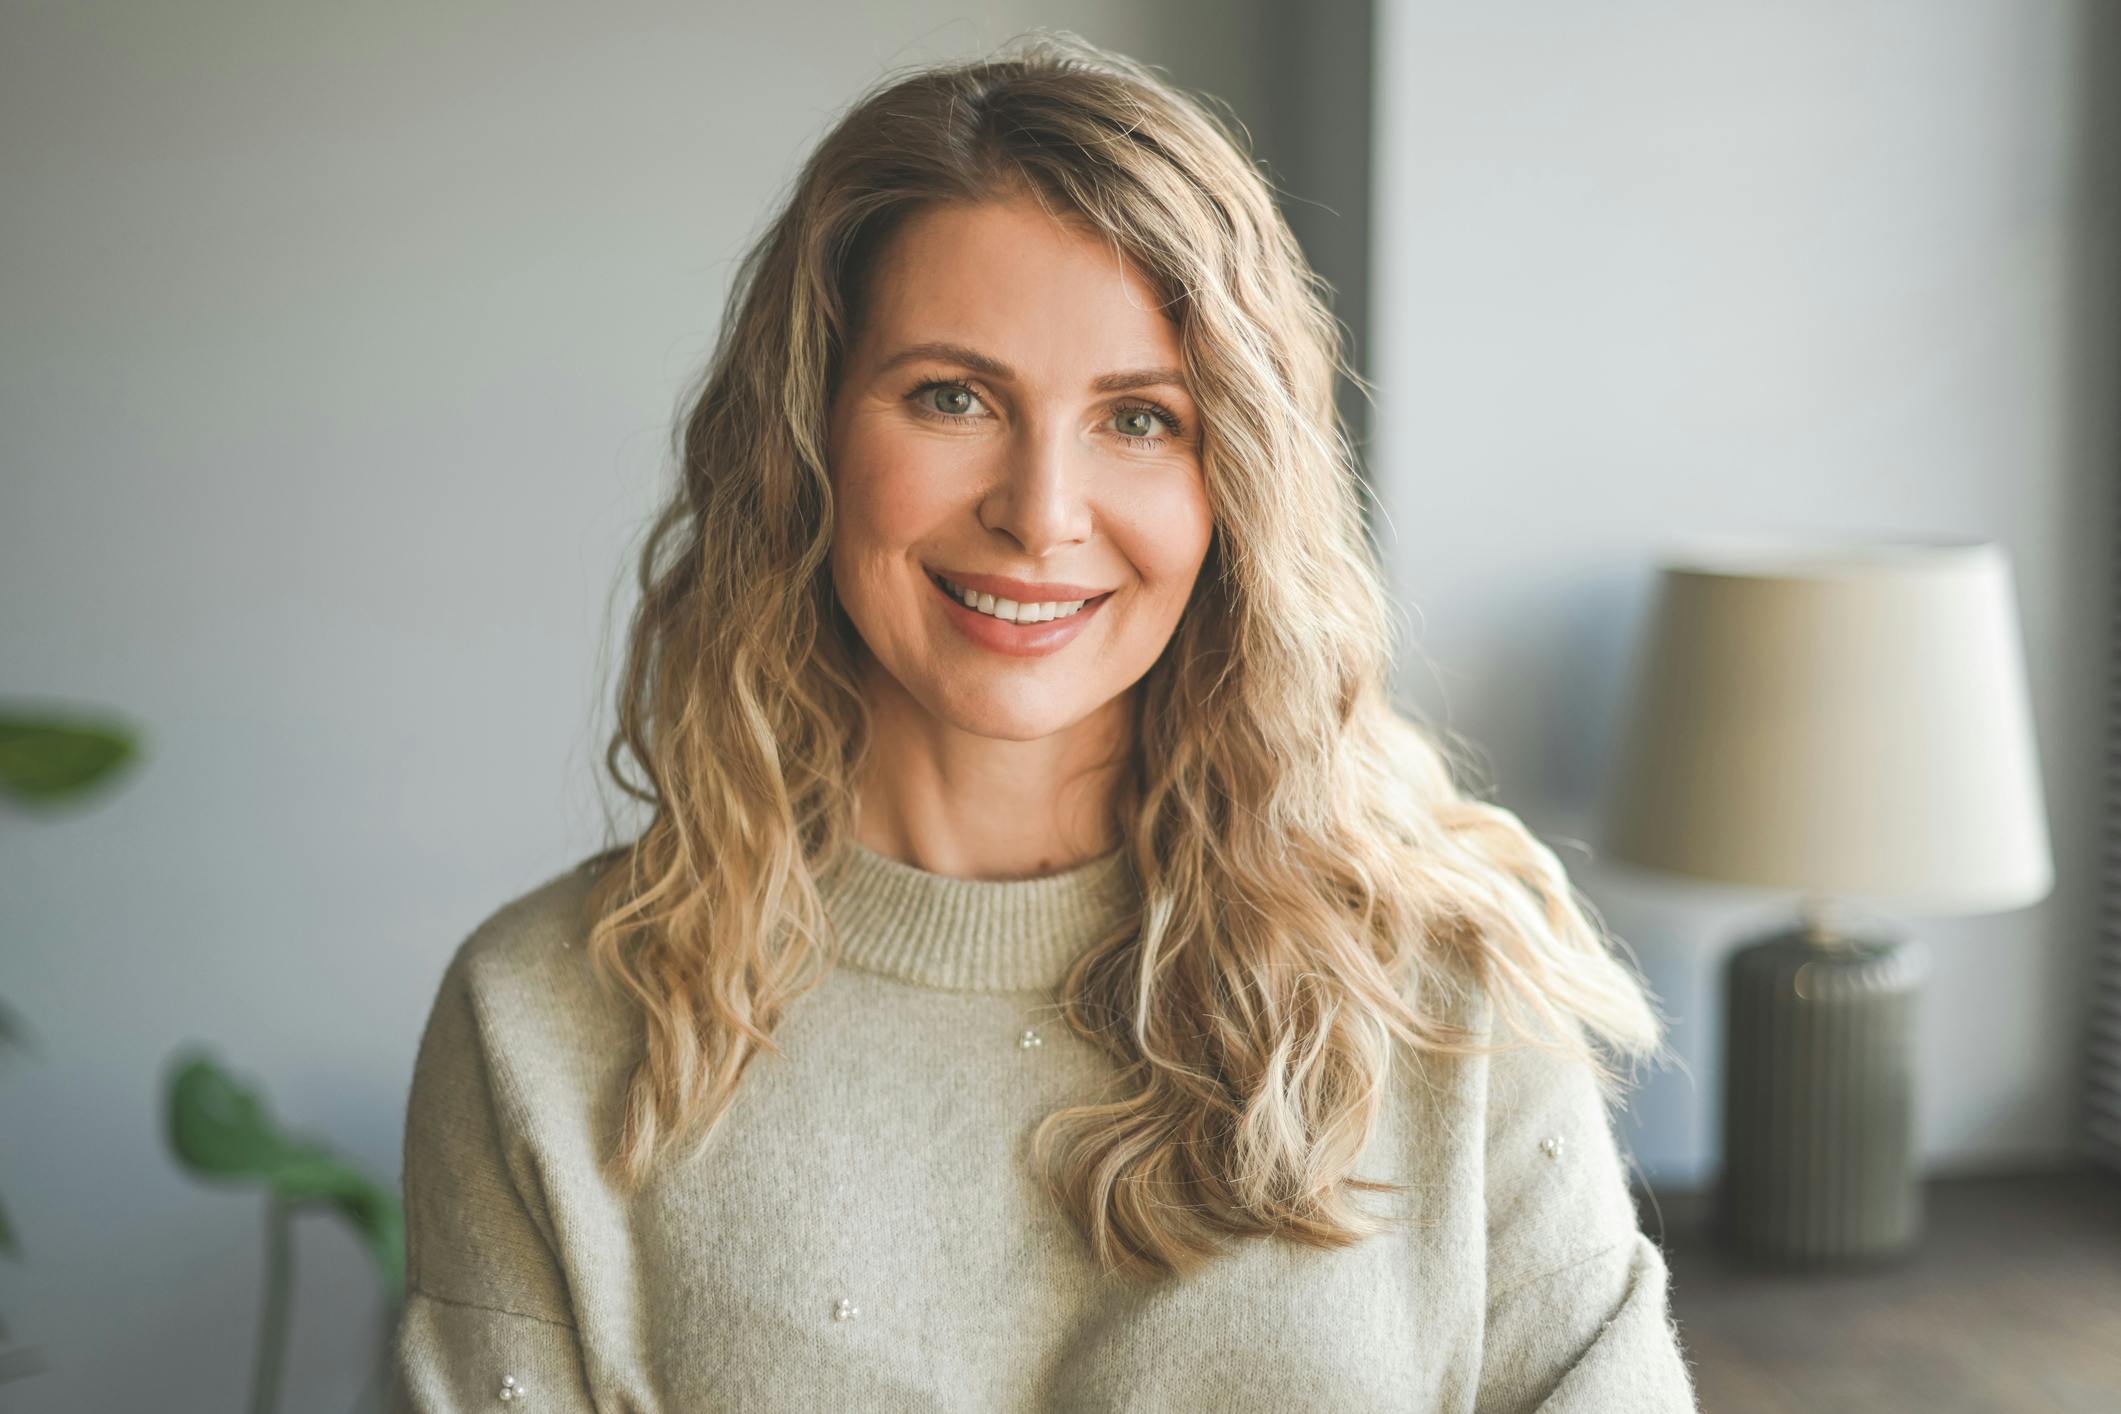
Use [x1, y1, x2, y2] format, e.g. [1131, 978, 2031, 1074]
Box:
[853, 197, 1183, 375]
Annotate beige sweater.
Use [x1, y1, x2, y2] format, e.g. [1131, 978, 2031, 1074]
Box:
[388, 842, 1699, 1412]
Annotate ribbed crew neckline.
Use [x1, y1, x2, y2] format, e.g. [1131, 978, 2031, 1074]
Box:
[817, 839, 1138, 992]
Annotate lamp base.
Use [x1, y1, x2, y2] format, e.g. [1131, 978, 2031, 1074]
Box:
[1716, 923, 1929, 1268]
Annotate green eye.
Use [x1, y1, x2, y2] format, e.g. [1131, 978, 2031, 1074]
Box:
[931, 386, 974, 415]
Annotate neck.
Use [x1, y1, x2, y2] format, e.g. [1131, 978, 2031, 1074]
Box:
[851, 653, 1131, 881]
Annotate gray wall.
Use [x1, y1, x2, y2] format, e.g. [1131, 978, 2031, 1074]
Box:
[1370, 0, 2116, 1186]
[0, 5, 1291, 1409]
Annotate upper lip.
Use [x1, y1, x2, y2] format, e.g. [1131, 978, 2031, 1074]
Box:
[928, 567, 1115, 603]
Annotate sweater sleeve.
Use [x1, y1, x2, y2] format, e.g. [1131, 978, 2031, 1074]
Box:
[1471, 1020, 1700, 1414]
[388, 945, 596, 1413]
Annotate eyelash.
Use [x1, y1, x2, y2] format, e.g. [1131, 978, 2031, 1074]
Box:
[905, 378, 1186, 449]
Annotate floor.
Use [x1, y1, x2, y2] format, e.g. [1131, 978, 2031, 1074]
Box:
[1639, 1165, 2121, 1413]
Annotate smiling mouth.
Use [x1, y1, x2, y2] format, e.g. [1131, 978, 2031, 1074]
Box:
[929, 571, 1112, 625]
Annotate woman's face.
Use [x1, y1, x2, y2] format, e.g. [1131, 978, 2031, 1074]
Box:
[826, 196, 1213, 743]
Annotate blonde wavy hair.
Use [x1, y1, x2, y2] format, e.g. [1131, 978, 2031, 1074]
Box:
[583, 30, 1671, 1281]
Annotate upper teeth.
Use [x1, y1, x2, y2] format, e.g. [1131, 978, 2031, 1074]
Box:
[939, 576, 1089, 624]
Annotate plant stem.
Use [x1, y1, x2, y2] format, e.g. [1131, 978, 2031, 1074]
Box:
[345, 1296, 400, 1414]
[249, 1197, 294, 1414]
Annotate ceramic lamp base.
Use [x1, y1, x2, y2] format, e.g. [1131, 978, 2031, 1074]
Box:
[1716, 924, 1930, 1267]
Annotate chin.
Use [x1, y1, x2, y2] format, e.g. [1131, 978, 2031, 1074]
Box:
[930, 684, 1089, 743]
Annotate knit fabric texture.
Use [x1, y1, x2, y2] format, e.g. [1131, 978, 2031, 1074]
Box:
[388, 844, 1701, 1412]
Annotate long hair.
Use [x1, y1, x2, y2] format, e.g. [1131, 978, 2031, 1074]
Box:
[583, 30, 1672, 1281]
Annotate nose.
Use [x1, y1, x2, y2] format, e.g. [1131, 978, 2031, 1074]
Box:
[978, 416, 1092, 556]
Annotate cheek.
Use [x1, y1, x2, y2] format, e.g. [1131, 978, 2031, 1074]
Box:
[830, 418, 966, 580]
[1111, 471, 1214, 603]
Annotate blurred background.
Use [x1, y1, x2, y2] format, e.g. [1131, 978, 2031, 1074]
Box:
[2, 1, 2113, 1410]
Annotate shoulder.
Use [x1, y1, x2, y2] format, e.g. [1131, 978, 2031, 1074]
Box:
[1411, 956, 1637, 1155]
[426, 858, 614, 1027]
[1465, 991, 1648, 1299]
[411, 857, 633, 1102]
[1397, 960, 1643, 1264]
[401, 859, 639, 1224]
[451, 857, 604, 980]
[399, 860, 612, 1323]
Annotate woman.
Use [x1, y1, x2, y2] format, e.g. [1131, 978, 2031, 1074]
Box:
[391, 32, 1699, 1414]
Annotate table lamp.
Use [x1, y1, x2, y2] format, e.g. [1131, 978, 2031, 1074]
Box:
[1600, 534, 2054, 1267]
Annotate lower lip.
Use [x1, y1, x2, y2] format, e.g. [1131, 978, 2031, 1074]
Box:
[929, 573, 1110, 657]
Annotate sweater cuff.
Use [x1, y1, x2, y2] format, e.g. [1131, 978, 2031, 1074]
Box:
[388, 1287, 594, 1413]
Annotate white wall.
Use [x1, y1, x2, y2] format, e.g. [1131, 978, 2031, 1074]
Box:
[0, 5, 1284, 1409]
[1370, 0, 2115, 1186]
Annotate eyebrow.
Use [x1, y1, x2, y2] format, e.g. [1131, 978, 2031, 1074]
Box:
[874, 340, 1190, 396]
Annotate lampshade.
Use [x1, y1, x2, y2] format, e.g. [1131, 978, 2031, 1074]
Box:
[1602, 534, 2053, 914]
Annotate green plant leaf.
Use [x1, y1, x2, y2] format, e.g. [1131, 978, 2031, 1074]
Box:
[0, 711, 140, 805]
[163, 1050, 405, 1296]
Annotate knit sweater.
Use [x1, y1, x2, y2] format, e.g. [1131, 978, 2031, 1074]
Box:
[388, 842, 1700, 1413]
